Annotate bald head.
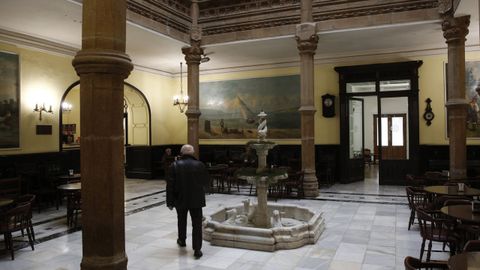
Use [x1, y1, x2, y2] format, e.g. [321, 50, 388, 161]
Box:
[180, 144, 195, 156]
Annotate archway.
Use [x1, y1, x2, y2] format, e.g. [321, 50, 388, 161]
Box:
[59, 81, 152, 151]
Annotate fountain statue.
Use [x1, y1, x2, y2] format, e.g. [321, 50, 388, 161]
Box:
[203, 111, 325, 251]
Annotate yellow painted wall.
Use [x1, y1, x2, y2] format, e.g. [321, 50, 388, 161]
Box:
[125, 70, 185, 145]
[3, 40, 480, 156]
[0, 43, 79, 155]
[0, 42, 183, 155]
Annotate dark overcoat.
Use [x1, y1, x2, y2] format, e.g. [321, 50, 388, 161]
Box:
[166, 155, 209, 209]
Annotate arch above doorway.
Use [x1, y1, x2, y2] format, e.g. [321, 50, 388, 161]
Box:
[59, 81, 152, 151]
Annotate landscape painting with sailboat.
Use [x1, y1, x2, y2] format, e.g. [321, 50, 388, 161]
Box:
[199, 75, 300, 139]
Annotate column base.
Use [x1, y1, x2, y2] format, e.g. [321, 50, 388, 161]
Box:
[81, 254, 128, 270]
[303, 170, 319, 198]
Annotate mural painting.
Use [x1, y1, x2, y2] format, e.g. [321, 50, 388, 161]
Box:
[199, 75, 300, 139]
[0, 51, 19, 148]
[465, 61, 480, 138]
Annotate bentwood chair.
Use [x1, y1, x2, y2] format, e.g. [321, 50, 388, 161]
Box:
[463, 240, 480, 252]
[403, 256, 448, 270]
[406, 186, 430, 230]
[66, 191, 82, 228]
[416, 208, 459, 261]
[14, 194, 36, 241]
[0, 202, 35, 260]
[282, 171, 304, 199]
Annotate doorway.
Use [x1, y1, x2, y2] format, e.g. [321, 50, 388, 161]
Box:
[335, 61, 422, 185]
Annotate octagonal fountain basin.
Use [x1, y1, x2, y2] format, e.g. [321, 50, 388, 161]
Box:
[203, 203, 325, 252]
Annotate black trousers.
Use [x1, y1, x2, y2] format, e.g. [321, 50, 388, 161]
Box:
[176, 207, 203, 251]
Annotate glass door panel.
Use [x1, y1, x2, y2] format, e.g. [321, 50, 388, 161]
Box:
[349, 98, 364, 159]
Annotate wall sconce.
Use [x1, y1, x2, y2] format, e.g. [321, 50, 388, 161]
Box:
[62, 102, 72, 112]
[33, 103, 53, 120]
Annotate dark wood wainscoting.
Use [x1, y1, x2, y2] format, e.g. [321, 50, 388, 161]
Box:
[380, 160, 411, 185]
[418, 145, 480, 177]
[199, 144, 340, 186]
[125, 145, 182, 179]
[0, 149, 80, 193]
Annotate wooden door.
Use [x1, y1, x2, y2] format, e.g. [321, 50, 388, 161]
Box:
[374, 114, 407, 160]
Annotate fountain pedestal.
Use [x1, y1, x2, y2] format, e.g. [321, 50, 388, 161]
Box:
[203, 140, 325, 251]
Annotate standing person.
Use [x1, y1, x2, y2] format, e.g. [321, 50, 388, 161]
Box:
[161, 148, 175, 177]
[166, 144, 209, 259]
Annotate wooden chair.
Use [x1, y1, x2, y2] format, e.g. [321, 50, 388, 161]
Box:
[405, 174, 426, 187]
[13, 194, 36, 241]
[416, 208, 459, 261]
[404, 256, 448, 270]
[0, 202, 35, 260]
[405, 186, 430, 230]
[363, 148, 372, 166]
[463, 240, 480, 252]
[424, 171, 445, 186]
[67, 191, 82, 228]
[282, 171, 304, 199]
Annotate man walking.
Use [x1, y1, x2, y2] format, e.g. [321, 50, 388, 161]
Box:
[166, 144, 209, 259]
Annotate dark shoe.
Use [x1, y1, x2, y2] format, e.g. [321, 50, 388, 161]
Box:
[194, 250, 203, 259]
[177, 239, 186, 247]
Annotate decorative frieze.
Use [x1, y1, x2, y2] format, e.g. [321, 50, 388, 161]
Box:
[125, 0, 440, 38]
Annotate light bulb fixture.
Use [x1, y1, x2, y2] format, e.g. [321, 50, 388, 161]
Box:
[33, 103, 53, 120]
[173, 62, 189, 113]
[61, 102, 72, 112]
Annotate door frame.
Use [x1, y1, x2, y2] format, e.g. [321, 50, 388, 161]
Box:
[335, 61, 422, 185]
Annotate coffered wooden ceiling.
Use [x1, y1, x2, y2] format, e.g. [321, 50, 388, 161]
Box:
[0, 0, 478, 73]
[126, 0, 444, 44]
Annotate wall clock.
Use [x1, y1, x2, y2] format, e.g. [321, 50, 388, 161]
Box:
[423, 98, 434, 126]
[322, 94, 335, 118]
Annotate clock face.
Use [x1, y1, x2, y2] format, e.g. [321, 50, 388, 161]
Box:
[424, 112, 434, 121]
[323, 98, 333, 107]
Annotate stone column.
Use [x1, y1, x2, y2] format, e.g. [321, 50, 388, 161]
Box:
[296, 23, 319, 197]
[442, 15, 470, 179]
[182, 0, 203, 157]
[182, 42, 203, 157]
[72, 1, 132, 269]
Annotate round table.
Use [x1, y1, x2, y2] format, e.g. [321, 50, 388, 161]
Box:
[448, 252, 480, 270]
[0, 198, 13, 207]
[424, 185, 480, 197]
[57, 182, 81, 191]
[440, 205, 480, 225]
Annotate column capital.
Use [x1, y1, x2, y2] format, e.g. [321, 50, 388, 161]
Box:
[442, 15, 470, 44]
[182, 41, 204, 65]
[72, 50, 133, 78]
[295, 23, 318, 54]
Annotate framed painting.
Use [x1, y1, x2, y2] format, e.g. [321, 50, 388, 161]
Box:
[199, 75, 301, 139]
[465, 61, 480, 138]
[0, 51, 20, 148]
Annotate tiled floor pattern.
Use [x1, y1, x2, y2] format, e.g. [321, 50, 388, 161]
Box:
[0, 177, 449, 270]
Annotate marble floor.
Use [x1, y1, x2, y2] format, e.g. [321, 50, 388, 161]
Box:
[0, 173, 449, 270]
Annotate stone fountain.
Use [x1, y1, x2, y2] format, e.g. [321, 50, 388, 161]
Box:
[203, 111, 325, 251]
